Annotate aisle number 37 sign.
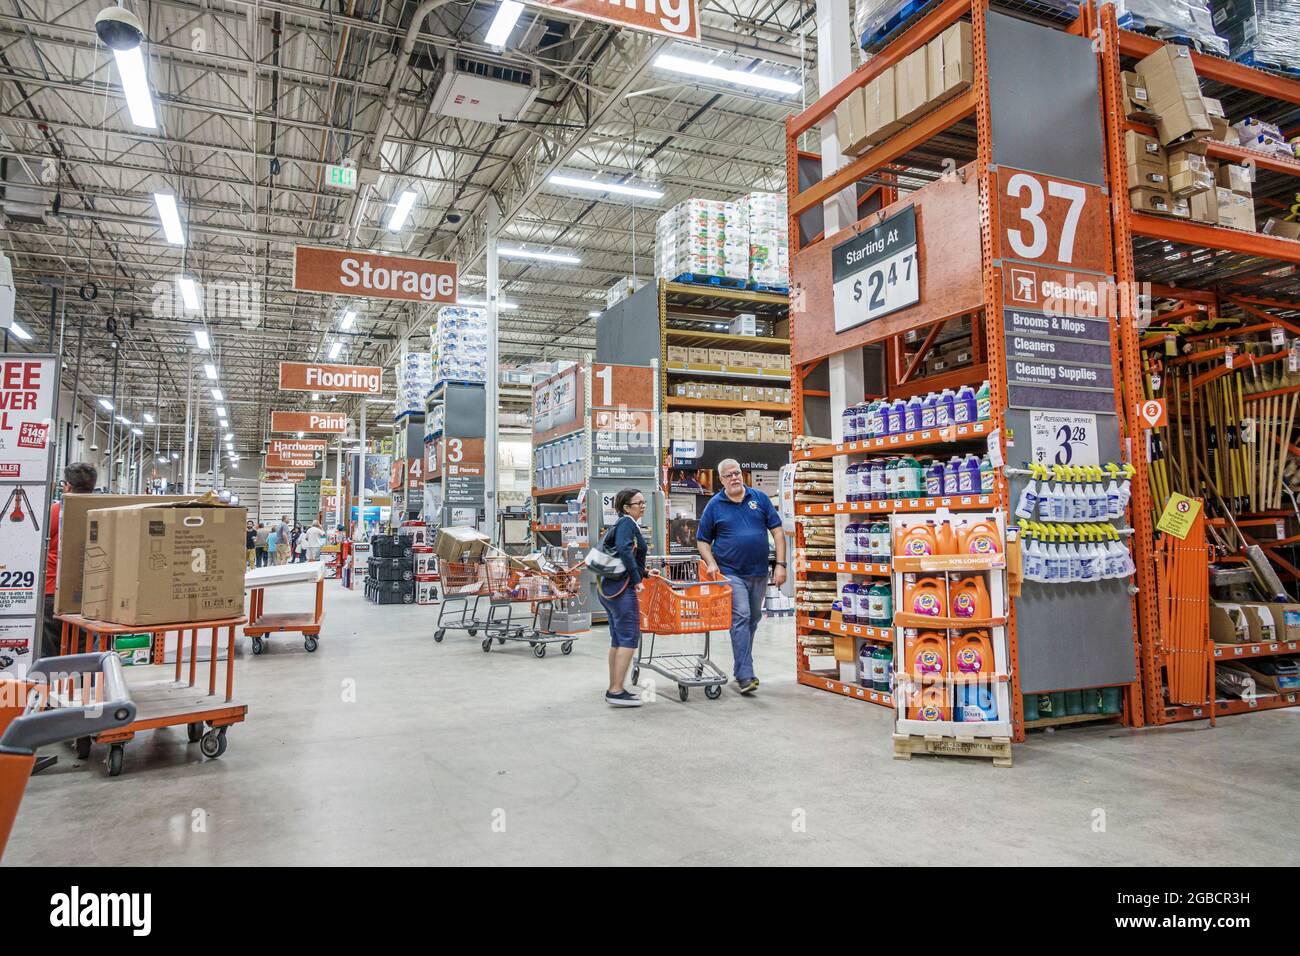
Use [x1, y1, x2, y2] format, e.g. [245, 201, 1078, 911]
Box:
[997, 167, 1109, 273]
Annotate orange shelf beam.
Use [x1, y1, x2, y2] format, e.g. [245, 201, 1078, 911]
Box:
[1116, 29, 1300, 105]
[794, 419, 993, 459]
[1130, 213, 1300, 264]
[664, 397, 791, 413]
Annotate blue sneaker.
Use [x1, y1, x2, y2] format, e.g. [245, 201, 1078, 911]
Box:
[605, 689, 643, 707]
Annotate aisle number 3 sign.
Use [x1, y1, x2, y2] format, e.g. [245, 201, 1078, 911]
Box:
[997, 167, 1109, 273]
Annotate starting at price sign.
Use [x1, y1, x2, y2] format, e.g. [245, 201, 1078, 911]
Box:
[831, 206, 920, 333]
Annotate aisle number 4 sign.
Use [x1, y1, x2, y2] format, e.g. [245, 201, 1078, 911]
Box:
[831, 206, 919, 334]
[997, 167, 1109, 273]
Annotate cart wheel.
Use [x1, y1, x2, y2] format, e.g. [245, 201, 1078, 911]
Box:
[534, 643, 547, 659]
[186, 722, 204, 743]
[631, 667, 639, 684]
[481, 638, 492, 652]
[200, 730, 223, 759]
[75, 736, 91, 760]
[434, 629, 445, 643]
[251, 636, 264, 655]
[705, 685, 722, 700]
[678, 685, 689, 702]
[561, 641, 573, 655]
[304, 636, 318, 653]
[216, 727, 229, 757]
[497, 637, 506, 645]
[107, 745, 124, 777]
[468, 628, 478, 637]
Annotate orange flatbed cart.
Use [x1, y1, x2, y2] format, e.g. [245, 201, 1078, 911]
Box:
[57, 613, 248, 776]
[245, 573, 326, 655]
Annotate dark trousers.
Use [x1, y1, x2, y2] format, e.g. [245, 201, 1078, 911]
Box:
[256, 549, 269, 567]
[41, 593, 61, 660]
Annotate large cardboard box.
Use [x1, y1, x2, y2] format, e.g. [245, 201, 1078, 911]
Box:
[1265, 602, 1300, 641]
[862, 69, 902, 145]
[894, 47, 931, 125]
[1216, 187, 1255, 231]
[81, 500, 247, 626]
[1130, 187, 1173, 215]
[433, 525, 489, 563]
[1189, 189, 1219, 224]
[1217, 162, 1253, 196]
[1136, 44, 1202, 108]
[1125, 130, 1165, 168]
[1262, 218, 1300, 241]
[1167, 153, 1214, 197]
[834, 85, 872, 156]
[55, 493, 193, 616]
[1127, 163, 1167, 191]
[926, 21, 973, 105]
[1122, 70, 1157, 121]
[1154, 96, 1213, 145]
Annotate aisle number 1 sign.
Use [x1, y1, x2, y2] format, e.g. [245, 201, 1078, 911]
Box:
[591, 363, 654, 411]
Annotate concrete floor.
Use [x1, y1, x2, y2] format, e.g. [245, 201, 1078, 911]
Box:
[6, 581, 1299, 866]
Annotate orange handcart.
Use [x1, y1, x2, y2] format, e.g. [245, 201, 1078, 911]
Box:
[58, 613, 248, 776]
[245, 563, 327, 655]
[487, 560, 585, 658]
[632, 557, 732, 702]
[0, 652, 136, 859]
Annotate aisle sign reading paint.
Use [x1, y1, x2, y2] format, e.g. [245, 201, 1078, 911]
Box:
[0, 355, 56, 677]
[270, 410, 348, 434]
[522, 0, 700, 40]
[1156, 493, 1202, 540]
[293, 246, 457, 304]
[279, 362, 383, 395]
[830, 206, 919, 334]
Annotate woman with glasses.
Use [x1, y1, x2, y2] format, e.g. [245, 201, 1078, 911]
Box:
[598, 488, 650, 707]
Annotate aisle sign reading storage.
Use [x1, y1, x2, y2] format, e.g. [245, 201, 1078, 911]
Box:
[270, 410, 348, 433]
[830, 206, 919, 334]
[522, 0, 700, 40]
[293, 246, 457, 304]
[0, 355, 56, 677]
[279, 362, 382, 395]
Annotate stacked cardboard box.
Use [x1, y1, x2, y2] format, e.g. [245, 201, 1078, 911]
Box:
[666, 345, 791, 371]
[654, 198, 748, 282]
[1137, 44, 1212, 145]
[670, 381, 791, 404]
[917, 335, 975, 377]
[668, 411, 792, 443]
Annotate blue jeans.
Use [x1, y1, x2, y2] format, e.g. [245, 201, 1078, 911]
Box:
[597, 578, 641, 649]
[722, 573, 767, 682]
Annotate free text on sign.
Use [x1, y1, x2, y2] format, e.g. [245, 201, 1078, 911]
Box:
[265, 452, 316, 470]
[268, 438, 327, 458]
[293, 246, 457, 303]
[270, 410, 348, 433]
[279, 362, 382, 395]
[523, 0, 699, 40]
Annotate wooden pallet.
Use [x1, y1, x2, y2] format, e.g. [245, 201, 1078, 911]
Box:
[892, 732, 1013, 768]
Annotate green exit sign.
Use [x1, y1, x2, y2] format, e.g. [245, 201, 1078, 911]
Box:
[325, 164, 357, 190]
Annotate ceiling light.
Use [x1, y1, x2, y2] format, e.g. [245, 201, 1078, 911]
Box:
[130, 427, 143, 436]
[211, 388, 223, 401]
[297, 431, 304, 438]
[143, 413, 154, 424]
[194, 328, 210, 350]
[98, 398, 114, 411]
[328, 341, 343, 360]
[157, 456, 167, 464]
[171, 452, 179, 459]
[203, 363, 217, 381]
[340, 310, 357, 331]
[223, 431, 233, 440]
[588, 311, 601, 318]
[498, 246, 580, 264]
[116, 415, 131, 425]
[154, 193, 185, 245]
[366, 398, 394, 404]
[178, 275, 202, 311]
[549, 174, 664, 200]
[216, 406, 227, 417]
[8, 322, 31, 341]
[457, 298, 519, 310]
[654, 53, 801, 95]
[111, 44, 157, 129]
[485, 0, 525, 47]
[386, 189, 418, 232]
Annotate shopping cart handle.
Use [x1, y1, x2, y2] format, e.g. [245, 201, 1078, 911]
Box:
[0, 653, 136, 755]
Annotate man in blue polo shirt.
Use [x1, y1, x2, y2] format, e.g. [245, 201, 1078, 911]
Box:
[696, 458, 787, 694]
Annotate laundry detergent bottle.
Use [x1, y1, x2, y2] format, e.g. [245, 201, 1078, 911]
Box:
[955, 385, 977, 424]
[949, 574, 991, 619]
[896, 522, 939, 557]
[956, 519, 1003, 555]
[904, 576, 947, 617]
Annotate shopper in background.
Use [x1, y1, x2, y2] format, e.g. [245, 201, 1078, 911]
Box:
[255, 523, 270, 567]
[266, 525, 280, 566]
[303, 521, 325, 562]
[42, 462, 97, 659]
[290, 524, 302, 562]
[598, 488, 651, 708]
[275, 518, 291, 565]
[696, 458, 786, 695]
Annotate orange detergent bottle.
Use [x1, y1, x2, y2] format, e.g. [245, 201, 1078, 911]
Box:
[909, 683, 950, 721]
[948, 575, 991, 620]
[903, 575, 947, 617]
[955, 520, 1002, 555]
[905, 631, 950, 721]
[951, 629, 994, 675]
[895, 522, 938, 557]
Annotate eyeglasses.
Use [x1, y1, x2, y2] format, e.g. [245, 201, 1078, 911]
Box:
[628, 499, 646, 507]
[721, 471, 742, 480]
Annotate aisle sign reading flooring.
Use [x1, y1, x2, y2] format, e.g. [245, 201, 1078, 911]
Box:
[443, 437, 485, 507]
[0, 355, 56, 677]
[522, 0, 700, 41]
[830, 206, 919, 334]
[1156, 493, 1202, 540]
[293, 246, 457, 304]
[279, 362, 382, 395]
[1029, 410, 1099, 466]
[270, 410, 348, 433]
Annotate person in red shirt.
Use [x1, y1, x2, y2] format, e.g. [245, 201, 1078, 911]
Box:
[41, 462, 97, 659]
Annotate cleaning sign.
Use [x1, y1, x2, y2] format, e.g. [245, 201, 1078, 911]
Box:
[1156, 493, 1202, 540]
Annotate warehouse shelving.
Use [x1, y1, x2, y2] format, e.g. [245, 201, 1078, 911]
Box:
[1092, 0, 1300, 727]
[786, 0, 1148, 751]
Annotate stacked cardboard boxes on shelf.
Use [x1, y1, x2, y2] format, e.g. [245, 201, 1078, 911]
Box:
[669, 381, 791, 404]
[667, 410, 792, 444]
[835, 21, 972, 156]
[653, 192, 791, 287]
[666, 345, 791, 370]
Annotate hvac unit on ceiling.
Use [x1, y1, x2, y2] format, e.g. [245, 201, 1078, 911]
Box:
[430, 50, 539, 125]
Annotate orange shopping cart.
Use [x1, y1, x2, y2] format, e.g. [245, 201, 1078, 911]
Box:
[484, 558, 585, 658]
[632, 556, 732, 702]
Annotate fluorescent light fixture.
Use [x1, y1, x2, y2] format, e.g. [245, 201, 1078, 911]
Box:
[340, 310, 356, 330]
[178, 275, 202, 311]
[549, 174, 663, 200]
[224, 432, 233, 440]
[154, 193, 185, 245]
[98, 398, 114, 411]
[211, 388, 223, 401]
[130, 427, 143, 436]
[157, 456, 167, 464]
[216, 406, 227, 417]
[172, 452, 179, 459]
[654, 53, 801, 96]
[485, 0, 524, 46]
[143, 413, 155, 424]
[588, 310, 601, 318]
[112, 45, 157, 129]
[366, 398, 394, 404]
[328, 341, 343, 360]
[116, 416, 131, 425]
[498, 246, 580, 265]
[8, 322, 31, 341]
[203, 363, 218, 381]
[194, 328, 210, 350]
[458, 298, 519, 310]
[386, 189, 418, 232]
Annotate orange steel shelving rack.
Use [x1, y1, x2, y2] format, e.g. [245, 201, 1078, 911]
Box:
[784, 0, 1151, 744]
[1092, 0, 1300, 725]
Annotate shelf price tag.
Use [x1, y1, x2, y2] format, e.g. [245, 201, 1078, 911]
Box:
[1272, 327, 1286, 348]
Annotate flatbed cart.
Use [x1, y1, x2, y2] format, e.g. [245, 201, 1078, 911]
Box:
[58, 614, 248, 776]
[632, 557, 732, 702]
[0, 653, 136, 859]
[485, 560, 584, 658]
[245, 561, 326, 654]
